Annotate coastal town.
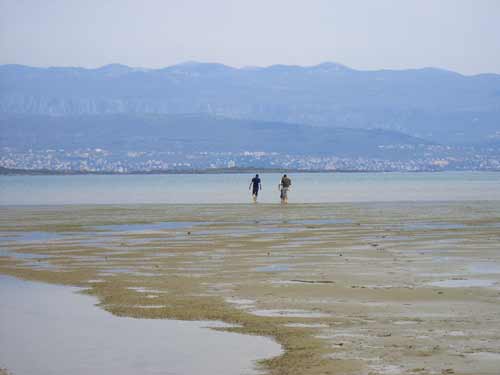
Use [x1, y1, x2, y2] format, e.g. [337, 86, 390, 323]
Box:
[2, 146, 499, 173]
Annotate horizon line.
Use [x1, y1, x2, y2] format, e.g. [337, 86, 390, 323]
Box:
[2, 61, 499, 77]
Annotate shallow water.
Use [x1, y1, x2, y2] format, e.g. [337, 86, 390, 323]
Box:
[288, 219, 353, 225]
[467, 263, 500, 274]
[251, 309, 330, 318]
[255, 264, 291, 272]
[399, 222, 468, 230]
[0, 231, 67, 242]
[0, 250, 50, 259]
[95, 221, 205, 232]
[0, 275, 282, 375]
[1, 171, 500, 205]
[427, 279, 497, 288]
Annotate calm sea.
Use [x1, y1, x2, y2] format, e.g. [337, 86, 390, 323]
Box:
[1, 172, 499, 205]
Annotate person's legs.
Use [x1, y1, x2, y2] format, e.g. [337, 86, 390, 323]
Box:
[280, 188, 286, 204]
[282, 188, 288, 204]
[252, 187, 259, 202]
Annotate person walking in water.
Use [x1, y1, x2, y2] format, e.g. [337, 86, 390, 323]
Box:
[249, 174, 262, 202]
[279, 174, 292, 204]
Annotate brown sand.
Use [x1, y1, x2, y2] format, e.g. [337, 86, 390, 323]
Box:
[1, 202, 500, 375]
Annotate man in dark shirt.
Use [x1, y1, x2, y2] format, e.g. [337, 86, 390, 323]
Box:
[249, 174, 262, 202]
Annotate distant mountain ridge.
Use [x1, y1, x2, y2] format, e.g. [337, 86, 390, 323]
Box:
[1, 61, 499, 146]
[0, 113, 432, 158]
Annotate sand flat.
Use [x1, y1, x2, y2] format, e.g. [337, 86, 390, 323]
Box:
[1, 202, 500, 375]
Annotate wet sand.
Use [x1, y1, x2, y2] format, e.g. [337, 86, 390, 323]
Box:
[1, 202, 500, 375]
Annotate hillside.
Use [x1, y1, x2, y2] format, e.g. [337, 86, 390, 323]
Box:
[1, 62, 499, 145]
[0, 113, 431, 158]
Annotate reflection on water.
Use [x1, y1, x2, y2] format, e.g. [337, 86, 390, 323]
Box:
[0, 275, 281, 375]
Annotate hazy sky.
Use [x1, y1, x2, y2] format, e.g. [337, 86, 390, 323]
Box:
[1, 0, 499, 74]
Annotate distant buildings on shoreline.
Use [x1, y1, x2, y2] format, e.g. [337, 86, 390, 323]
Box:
[1, 147, 499, 173]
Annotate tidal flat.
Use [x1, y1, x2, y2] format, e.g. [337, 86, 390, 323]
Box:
[1, 202, 500, 375]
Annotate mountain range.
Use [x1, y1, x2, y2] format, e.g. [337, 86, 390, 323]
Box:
[1, 61, 499, 163]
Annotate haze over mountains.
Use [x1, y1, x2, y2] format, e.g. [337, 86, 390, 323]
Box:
[1, 62, 499, 171]
[1, 113, 431, 158]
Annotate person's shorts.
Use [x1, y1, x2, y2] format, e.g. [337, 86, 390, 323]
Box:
[252, 187, 259, 196]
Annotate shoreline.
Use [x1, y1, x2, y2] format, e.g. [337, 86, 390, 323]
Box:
[2, 166, 499, 176]
[2, 199, 500, 208]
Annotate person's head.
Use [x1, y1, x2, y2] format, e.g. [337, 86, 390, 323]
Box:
[256, 174, 259, 178]
[283, 174, 287, 177]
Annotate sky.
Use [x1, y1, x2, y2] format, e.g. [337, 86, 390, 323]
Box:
[1, 0, 499, 75]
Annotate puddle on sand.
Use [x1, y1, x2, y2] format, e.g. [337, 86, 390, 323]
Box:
[95, 268, 160, 277]
[368, 364, 404, 375]
[269, 280, 322, 285]
[127, 286, 168, 294]
[251, 309, 330, 318]
[399, 222, 467, 231]
[0, 249, 51, 260]
[196, 226, 300, 237]
[93, 221, 204, 232]
[317, 332, 367, 340]
[427, 279, 497, 288]
[0, 231, 67, 243]
[468, 263, 500, 274]
[288, 219, 353, 225]
[17, 261, 60, 270]
[0, 275, 282, 375]
[464, 352, 500, 372]
[447, 330, 466, 336]
[226, 298, 256, 306]
[255, 264, 290, 272]
[393, 320, 419, 325]
[0, 250, 60, 270]
[467, 352, 500, 361]
[284, 323, 329, 328]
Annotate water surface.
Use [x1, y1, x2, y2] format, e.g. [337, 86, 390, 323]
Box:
[1, 172, 499, 205]
[0, 275, 281, 375]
